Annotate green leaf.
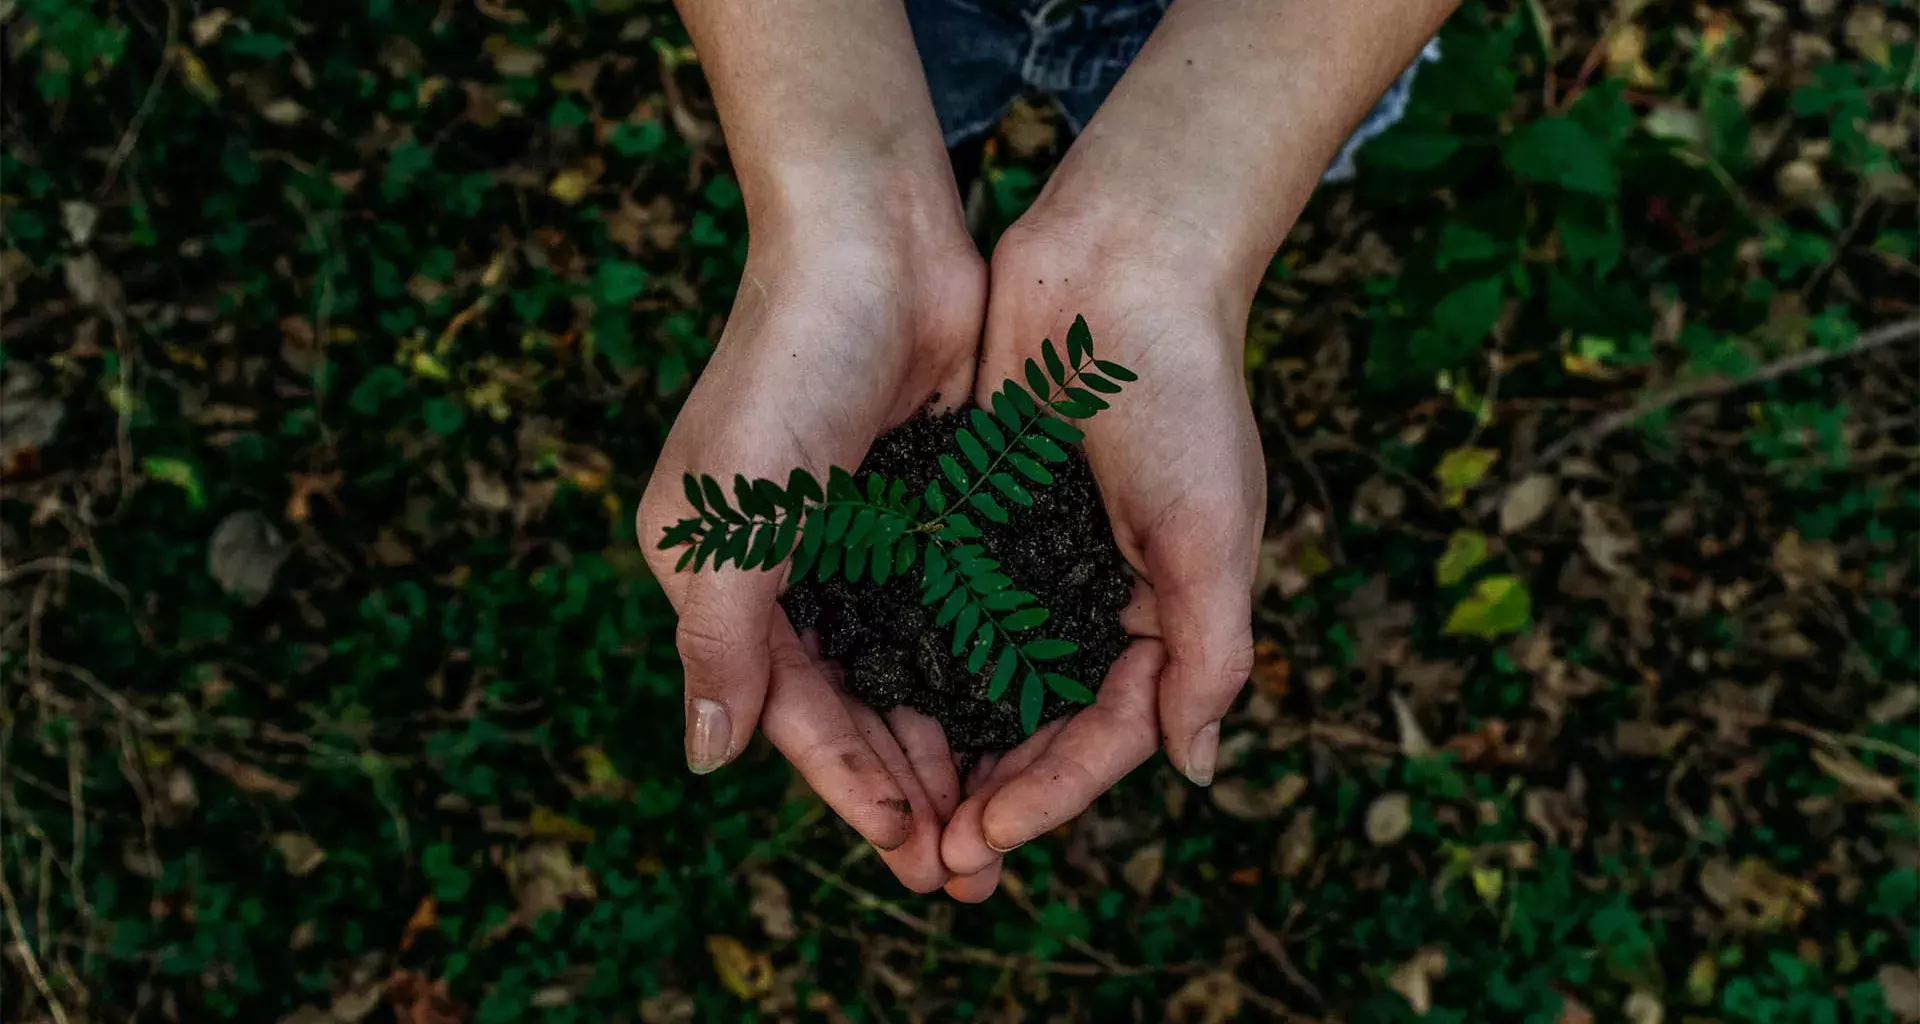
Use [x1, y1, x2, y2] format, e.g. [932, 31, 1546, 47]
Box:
[983, 589, 1034, 611]
[753, 478, 785, 516]
[745, 523, 775, 567]
[1042, 339, 1067, 385]
[871, 537, 893, 584]
[1035, 417, 1084, 444]
[1020, 672, 1044, 733]
[1433, 275, 1505, 343]
[1079, 373, 1120, 395]
[991, 390, 1021, 430]
[722, 525, 751, 567]
[1435, 447, 1499, 506]
[922, 569, 956, 604]
[955, 428, 991, 471]
[946, 513, 983, 540]
[590, 259, 648, 307]
[675, 546, 695, 572]
[143, 456, 206, 509]
[1002, 607, 1049, 631]
[1436, 530, 1490, 586]
[924, 542, 948, 580]
[1092, 359, 1137, 382]
[790, 510, 824, 578]
[1022, 434, 1068, 462]
[989, 473, 1033, 506]
[845, 508, 878, 548]
[1021, 638, 1078, 661]
[1052, 399, 1096, 419]
[423, 397, 466, 435]
[939, 454, 970, 491]
[844, 542, 869, 581]
[828, 466, 859, 500]
[1007, 453, 1054, 485]
[1064, 387, 1108, 411]
[786, 468, 822, 506]
[952, 605, 979, 656]
[1024, 359, 1050, 398]
[1066, 315, 1093, 364]
[925, 480, 948, 513]
[970, 492, 1009, 523]
[967, 635, 992, 674]
[767, 515, 799, 568]
[735, 474, 771, 517]
[935, 589, 967, 626]
[702, 476, 742, 524]
[1502, 115, 1617, 197]
[988, 648, 1018, 700]
[658, 519, 701, 549]
[970, 408, 1006, 451]
[893, 536, 915, 575]
[866, 473, 884, 504]
[1007, 381, 1039, 417]
[683, 473, 706, 513]
[1442, 575, 1533, 639]
[816, 542, 841, 581]
[1044, 674, 1095, 703]
[825, 506, 852, 542]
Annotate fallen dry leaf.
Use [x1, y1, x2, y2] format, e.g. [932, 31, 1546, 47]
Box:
[1498, 474, 1558, 534]
[1811, 747, 1903, 802]
[1366, 793, 1413, 845]
[1388, 947, 1447, 1015]
[1165, 970, 1243, 1024]
[1122, 840, 1166, 895]
[209, 510, 292, 606]
[1879, 964, 1920, 1022]
[747, 871, 797, 942]
[706, 935, 774, 1000]
[273, 833, 327, 877]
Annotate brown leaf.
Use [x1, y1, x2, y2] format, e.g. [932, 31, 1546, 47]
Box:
[706, 935, 774, 1000]
[1623, 991, 1664, 1024]
[1576, 497, 1638, 577]
[1366, 793, 1413, 845]
[1498, 474, 1558, 534]
[1772, 531, 1839, 590]
[385, 969, 465, 1024]
[1811, 747, 1903, 802]
[194, 750, 301, 799]
[511, 841, 596, 923]
[1249, 638, 1291, 697]
[273, 833, 327, 877]
[1277, 811, 1316, 877]
[747, 872, 797, 942]
[1165, 970, 1243, 1024]
[1211, 774, 1307, 821]
[1388, 947, 1447, 1015]
[399, 896, 438, 952]
[1879, 965, 1920, 1022]
[1122, 841, 1166, 895]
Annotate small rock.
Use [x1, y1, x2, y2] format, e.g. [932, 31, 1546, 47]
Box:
[209, 511, 291, 606]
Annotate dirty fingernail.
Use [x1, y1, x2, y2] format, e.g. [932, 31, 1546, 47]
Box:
[1185, 720, 1220, 787]
[686, 698, 731, 775]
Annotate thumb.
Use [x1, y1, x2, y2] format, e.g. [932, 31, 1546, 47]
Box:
[1149, 540, 1256, 788]
[672, 568, 784, 775]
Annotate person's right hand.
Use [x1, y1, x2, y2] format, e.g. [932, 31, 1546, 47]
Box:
[636, 209, 984, 893]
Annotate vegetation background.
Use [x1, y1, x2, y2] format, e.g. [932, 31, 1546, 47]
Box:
[2, 0, 1916, 1021]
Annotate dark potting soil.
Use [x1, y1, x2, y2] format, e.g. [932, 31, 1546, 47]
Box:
[781, 412, 1132, 752]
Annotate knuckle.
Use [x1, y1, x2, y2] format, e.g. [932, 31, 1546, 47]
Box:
[676, 616, 749, 677]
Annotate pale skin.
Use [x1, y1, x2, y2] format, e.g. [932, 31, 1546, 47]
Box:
[637, 0, 1460, 898]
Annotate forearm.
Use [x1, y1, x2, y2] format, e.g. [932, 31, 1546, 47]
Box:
[675, 0, 960, 237]
[1033, 0, 1458, 298]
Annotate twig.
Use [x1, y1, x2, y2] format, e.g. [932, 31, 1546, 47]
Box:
[97, 0, 178, 198]
[793, 857, 1185, 978]
[1271, 416, 1345, 567]
[1247, 907, 1323, 1008]
[1488, 317, 1920, 510]
[0, 864, 71, 1024]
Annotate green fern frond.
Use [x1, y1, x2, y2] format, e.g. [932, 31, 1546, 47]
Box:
[656, 314, 1135, 733]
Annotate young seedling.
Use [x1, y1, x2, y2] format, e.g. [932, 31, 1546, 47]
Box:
[658, 316, 1137, 733]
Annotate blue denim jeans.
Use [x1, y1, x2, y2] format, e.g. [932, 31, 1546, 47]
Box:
[905, 0, 1440, 182]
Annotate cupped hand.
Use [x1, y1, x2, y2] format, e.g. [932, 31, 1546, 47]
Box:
[938, 216, 1266, 896]
[637, 218, 984, 892]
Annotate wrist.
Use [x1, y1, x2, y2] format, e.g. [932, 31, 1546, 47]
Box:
[1005, 183, 1268, 332]
[1019, 156, 1289, 315]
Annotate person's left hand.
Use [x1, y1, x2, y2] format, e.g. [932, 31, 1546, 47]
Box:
[936, 209, 1267, 900]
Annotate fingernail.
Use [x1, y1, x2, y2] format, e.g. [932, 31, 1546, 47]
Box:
[987, 836, 1023, 854]
[1185, 720, 1220, 787]
[686, 698, 731, 775]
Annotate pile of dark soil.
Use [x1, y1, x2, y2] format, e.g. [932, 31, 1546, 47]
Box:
[782, 412, 1132, 751]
